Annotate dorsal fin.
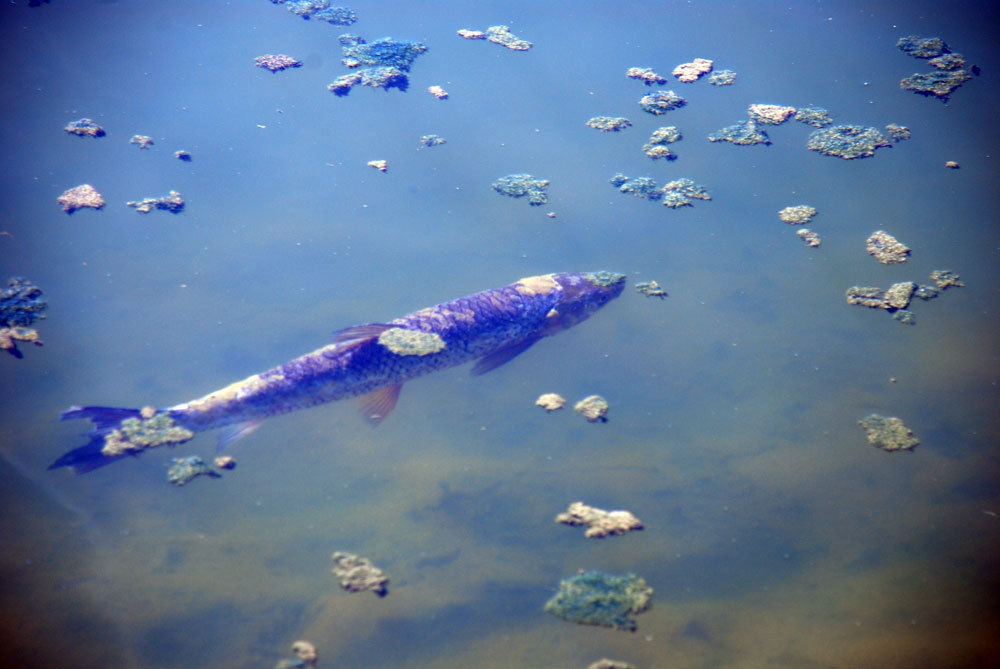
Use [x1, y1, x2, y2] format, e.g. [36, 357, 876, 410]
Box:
[359, 384, 402, 426]
[470, 337, 540, 376]
[332, 323, 394, 347]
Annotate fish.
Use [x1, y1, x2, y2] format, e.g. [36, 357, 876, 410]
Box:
[50, 271, 626, 474]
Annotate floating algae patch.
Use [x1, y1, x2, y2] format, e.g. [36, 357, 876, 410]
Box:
[535, 393, 566, 412]
[254, 54, 302, 72]
[64, 118, 104, 137]
[635, 280, 668, 298]
[330, 36, 427, 94]
[708, 119, 770, 146]
[672, 58, 713, 82]
[574, 395, 609, 422]
[331, 551, 389, 596]
[129, 134, 153, 149]
[858, 414, 919, 452]
[929, 53, 965, 71]
[930, 269, 963, 289]
[661, 178, 711, 208]
[1, 276, 47, 328]
[102, 409, 195, 456]
[797, 229, 821, 247]
[708, 69, 737, 86]
[492, 174, 549, 206]
[486, 25, 532, 51]
[166, 456, 218, 486]
[748, 104, 796, 125]
[794, 107, 833, 127]
[419, 134, 446, 147]
[544, 570, 652, 631]
[638, 90, 685, 115]
[885, 123, 911, 142]
[626, 66, 666, 86]
[586, 116, 632, 132]
[642, 126, 681, 160]
[610, 173, 661, 201]
[897, 35, 949, 58]
[377, 328, 445, 356]
[779, 205, 817, 225]
[555, 502, 643, 539]
[866, 230, 910, 264]
[807, 124, 890, 159]
[276, 640, 318, 669]
[58, 184, 105, 213]
[900, 70, 971, 100]
[278, 1, 357, 26]
[127, 190, 184, 214]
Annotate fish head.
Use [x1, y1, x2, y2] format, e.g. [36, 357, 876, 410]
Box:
[542, 271, 626, 334]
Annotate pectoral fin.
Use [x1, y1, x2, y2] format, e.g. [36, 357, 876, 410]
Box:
[470, 337, 540, 376]
[216, 418, 265, 452]
[359, 383, 402, 426]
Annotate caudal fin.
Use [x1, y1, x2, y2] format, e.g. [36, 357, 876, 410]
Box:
[49, 406, 144, 474]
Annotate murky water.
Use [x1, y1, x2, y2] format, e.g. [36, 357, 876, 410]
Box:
[1, 1, 998, 667]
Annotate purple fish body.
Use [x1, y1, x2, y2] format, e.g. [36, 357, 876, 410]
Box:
[51, 271, 625, 473]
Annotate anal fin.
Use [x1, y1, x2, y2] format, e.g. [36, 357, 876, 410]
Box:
[470, 337, 539, 376]
[359, 383, 402, 426]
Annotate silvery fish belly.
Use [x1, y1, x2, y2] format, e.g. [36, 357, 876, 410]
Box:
[50, 271, 625, 474]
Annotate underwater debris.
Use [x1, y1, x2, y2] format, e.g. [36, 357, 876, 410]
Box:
[167, 456, 218, 486]
[129, 134, 153, 149]
[638, 90, 686, 114]
[486, 25, 532, 51]
[930, 269, 963, 289]
[367, 159, 388, 172]
[858, 414, 918, 452]
[492, 174, 549, 206]
[642, 126, 680, 160]
[626, 66, 667, 86]
[807, 125, 890, 159]
[635, 280, 668, 298]
[866, 230, 910, 264]
[900, 70, 971, 100]
[419, 134, 446, 147]
[174, 150, 192, 161]
[331, 551, 388, 596]
[556, 502, 643, 538]
[672, 58, 713, 82]
[897, 35, 949, 58]
[255, 54, 302, 72]
[456, 28, 486, 40]
[586, 116, 632, 132]
[661, 178, 711, 208]
[535, 393, 566, 412]
[102, 411, 195, 456]
[427, 84, 448, 99]
[794, 107, 833, 127]
[127, 190, 184, 214]
[574, 395, 609, 422]
[214, 455, 236, 470]
[748, 104, 796, 125]
[797, 229, 821, 247]
[885, 123, 911, 142]
[58, 184, 105, 213]
[377, 327, 445, 356]
[587, 660, 635, 669]
[708, 120, 770, 146]
[708, 69, 737, 85]
[278, 1, 357, 25]
[64, 118, 104, 138]
[545, 570, 653, 631]
[779, 205, 817, 225]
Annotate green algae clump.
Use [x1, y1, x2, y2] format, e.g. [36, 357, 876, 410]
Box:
[586, 116, 632, 132]
[167, 455, 217, 486]
[858, 414, 918, 452]
[807, 125, 890, 159]
[102, 411, 195, 456]
[492, 174, 549, 206]
[377, 327, 445, 356]
[544, 570, 652, 631]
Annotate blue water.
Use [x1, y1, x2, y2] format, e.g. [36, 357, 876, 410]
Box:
[2, 1, 999, 667]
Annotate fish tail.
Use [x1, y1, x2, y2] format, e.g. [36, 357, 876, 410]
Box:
[49, 406, 143, 473]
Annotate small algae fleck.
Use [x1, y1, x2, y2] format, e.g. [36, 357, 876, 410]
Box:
[544, 570, 653, 631]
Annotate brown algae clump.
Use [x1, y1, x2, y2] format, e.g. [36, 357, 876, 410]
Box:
[779, 205, 817, 225]
[377, 327, 445, 356]
[101, 412, 195, 456]
[858, 414, 918, 452]
[535, 393, 566, 412]
[626, 67, 666, 86]
[574, 395, 609, 422]
[545, 570, 653, 631]
[556, 502, 643, 538]
[748, 104, 796, 124]
[58, 184, 105, 213]
[672, 58, 713, 82]
[331, 551, 389, 596]
[866, 230, 910, 264]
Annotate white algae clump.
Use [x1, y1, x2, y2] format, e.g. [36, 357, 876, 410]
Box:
[642, 126, 681, 160]
[457, 29, 486, 40]
[64, 118, 105, 138]
[427, 85, 448, 99]
[254, 54, 302, 72]
[486, 25, 532, 51]
[858, 414, 919, 452]
[708, 120, 770, 146]
[808, 125, 891, 159]
[58, 184, 105, 213]
[638, 90, 686, 114]
[586, 116, 632, 132]
[377, 327, 445, 356]
[101, 412, 195, 456]
[129, 135, 154, 149]
[626, 67, 667, 86]
[167, 456, 218, 486]
[214, 455, 236, 470]
[574, 395, 609, 422]
[492, 174, 549, 206]
[797, 229, 821, 247]
[866, 230, 910, 264]
[672, 58, 713, 82]
[708, 69, 737, 86]
[127, 190, 184, 214]
[367, 159, 388, 172]
[544, 571, 653, 631]
[556, 502, 643, 539]
[748, 104, 796, 125]
[535, 393, 566, 412]
[635, 280, 668, 298]
[331, 551, 388, 596]
[779, 205, 817, 225]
